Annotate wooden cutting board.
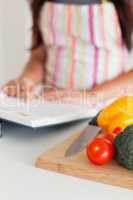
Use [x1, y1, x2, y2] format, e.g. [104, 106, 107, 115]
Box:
[36, 131, 133, 190]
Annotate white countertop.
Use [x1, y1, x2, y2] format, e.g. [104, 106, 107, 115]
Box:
[0, 120, 133, 200]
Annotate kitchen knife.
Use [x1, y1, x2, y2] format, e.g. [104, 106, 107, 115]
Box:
[65, 124, 101, 157]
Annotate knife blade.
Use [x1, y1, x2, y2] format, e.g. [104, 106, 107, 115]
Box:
[65, 125, 101, 157]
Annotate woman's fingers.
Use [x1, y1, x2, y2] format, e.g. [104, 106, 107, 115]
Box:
[3, 77, 35, 99]
[3, 80, 17, 96]
[18, 90, 34, 101]
[40, 90, 97, 106]
[40, 90, 74, 102]
[18, 79, 35, 101]
[43, 91, 57, 101]
[20, 77, 35, 92]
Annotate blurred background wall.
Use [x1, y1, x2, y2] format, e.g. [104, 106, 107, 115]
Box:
[0, 0, 31, 83]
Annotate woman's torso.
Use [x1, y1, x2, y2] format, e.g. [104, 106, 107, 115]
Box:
[37, 0, 131, 90]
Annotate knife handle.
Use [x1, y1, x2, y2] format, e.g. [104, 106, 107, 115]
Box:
[89, 111, 101, 126]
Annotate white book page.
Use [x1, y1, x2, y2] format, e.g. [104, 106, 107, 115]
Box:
[0, 91, 115, 127]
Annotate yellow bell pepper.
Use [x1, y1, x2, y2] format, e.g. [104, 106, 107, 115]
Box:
[97, 96, 133, 133]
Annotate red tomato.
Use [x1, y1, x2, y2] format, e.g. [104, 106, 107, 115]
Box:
[86, 138, 114, 165]
[103, 127, 123, 143]
[104, 133, 116, 143]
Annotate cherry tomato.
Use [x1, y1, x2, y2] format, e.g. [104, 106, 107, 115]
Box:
[104, 133, 116, 143]
[103, 127, 123, 143]
[86, 138, 114, 165]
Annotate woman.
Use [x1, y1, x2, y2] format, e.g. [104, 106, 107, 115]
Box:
[4, 0, 133, 104]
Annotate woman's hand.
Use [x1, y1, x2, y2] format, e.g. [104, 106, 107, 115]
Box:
[41, 89, 98, 106]
[3, 45, 45, 100]
[3, 75, 36, 100]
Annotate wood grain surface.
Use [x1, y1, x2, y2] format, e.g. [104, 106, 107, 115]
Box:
[36, 131, 133, 190]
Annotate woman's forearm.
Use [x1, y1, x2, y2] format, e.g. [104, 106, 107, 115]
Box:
[89, 70, 133, 101]
[47, 70, 133, 104]
[22, 45, 46, 83]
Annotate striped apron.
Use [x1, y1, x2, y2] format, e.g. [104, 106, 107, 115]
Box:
[38, 0, 129, 90]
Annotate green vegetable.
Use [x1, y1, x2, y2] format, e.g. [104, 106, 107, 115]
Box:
[115, 125, 133, 170]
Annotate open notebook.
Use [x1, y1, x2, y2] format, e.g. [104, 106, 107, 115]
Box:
[0, 91, 114, 128]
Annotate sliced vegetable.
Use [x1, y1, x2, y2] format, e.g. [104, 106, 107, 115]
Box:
[97, 96, 133, 133]
[86, 138, 115, 165]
